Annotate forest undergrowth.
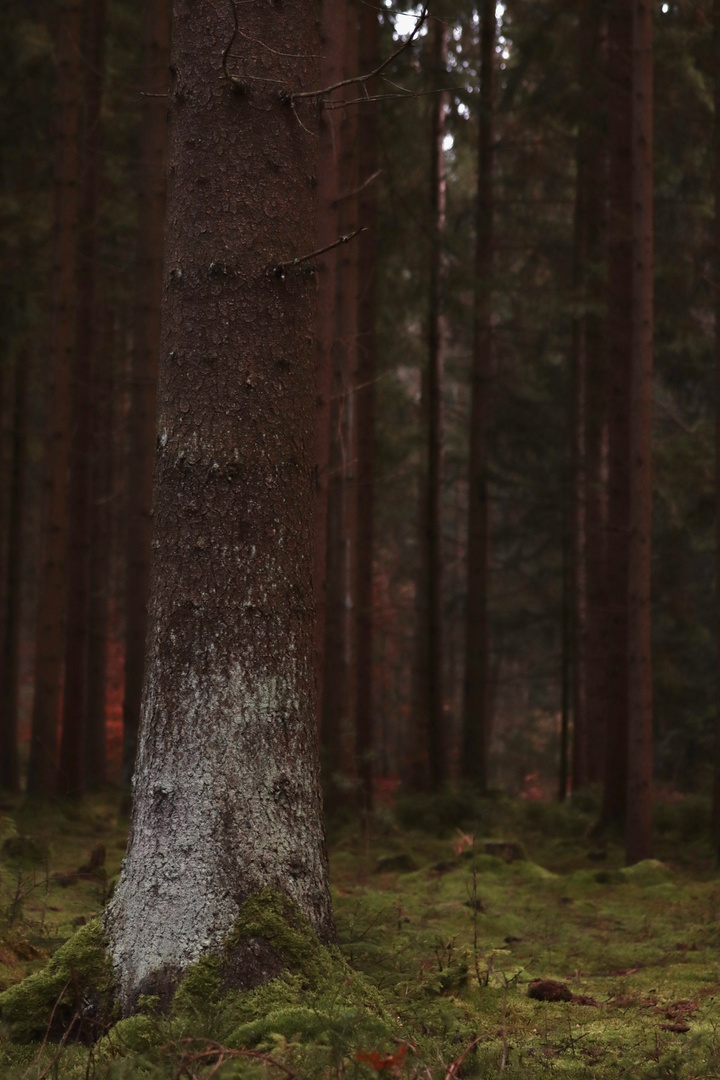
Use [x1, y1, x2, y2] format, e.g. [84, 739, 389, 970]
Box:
[0, 790, 718, 1079]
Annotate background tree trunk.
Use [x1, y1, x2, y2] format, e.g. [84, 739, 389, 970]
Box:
[0, 348, 28, 794]
[122, 0, 171, 788]
[462, 0, 495, 792]
[314, 0, 346, 740]
[105, 0, 333, 1012]
[27, 0, 84, 796]
[59, 0, 107, 800]
[714, 0, 720, 863]
[601, 0, 632, 829]
[424, 14, 448, 792]
[625, 0, 654, 865]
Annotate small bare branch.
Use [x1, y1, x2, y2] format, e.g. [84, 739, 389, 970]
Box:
[291, 6, 428, 105]
[333, 170, 381, 207]
[272, 227, 367, 278]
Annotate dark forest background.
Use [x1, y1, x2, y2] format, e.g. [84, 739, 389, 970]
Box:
[0, 0, 717, 853]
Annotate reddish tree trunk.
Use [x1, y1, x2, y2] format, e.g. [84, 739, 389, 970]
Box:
[625, 0, 654, 865]
[59, 0, 107, 799]
[0, 348, 28, 794]
[355, 3, 380, 813]
[122, 0, 171, 787]
[462, 0, 495, 792]
[601, 0, 632, 828]
[27, 0, 84, 796]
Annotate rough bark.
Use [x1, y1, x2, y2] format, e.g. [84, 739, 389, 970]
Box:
[105, 0, 333, 1012]
[0, 349, 28, 794]
[601, 0, 632, 828]
[314, 0, 346, 735]
[625, 0, 654, 865]
[462, 0, 495, 792]
[59, 0, 107, 800]
[122, 0, 171, 786]
[355, 3, 380, 812]
[27, 0, 84, 796]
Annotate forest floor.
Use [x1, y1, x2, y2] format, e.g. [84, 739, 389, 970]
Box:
[0, 789, 718, 1078]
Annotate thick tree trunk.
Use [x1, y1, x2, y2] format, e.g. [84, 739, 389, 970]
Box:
[424, 16, 448, 791]
[322, 0, 360, 808]
[601, 0, 632, 828]
[105, 0, 333, 1012]
[462, 0, 495, 792]
[314, 0, 346, 734]
[0, 349, 28, 794]
[122, 0, 171, 787]
[355, 3, 380, 812]
[625, 0, 654, 865]
[59, 0, 107, 800]
[27, 0, 84, 796]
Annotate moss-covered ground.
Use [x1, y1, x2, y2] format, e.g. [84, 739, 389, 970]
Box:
[0, 789, 718, 1078]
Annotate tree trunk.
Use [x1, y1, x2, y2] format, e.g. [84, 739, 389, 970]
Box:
[314, 0, 346, 737]
[355, 3, 380, 813]
[601, 0, 632, 829]
[462, 0, 495, 792]
[122, 0, 171, 787]
[86, 304, 116, 788]
[59, 0, 107, 800]
[105, 0, 334, 1012]
[425, 16, 448, 791]
[27, 0, 84, 796]
[625, 0, 654, 865]
[0, 348, 28, 794]
[714, 0, 720, 863]
[322, 0, 360, 808]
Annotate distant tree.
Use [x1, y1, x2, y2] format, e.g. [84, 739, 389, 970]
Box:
[355, 3, 381, 812]
[715, 0, 720, 863]
[59, 0, 107, 799]
[105, 0, 334, 1010]
[601, 0, 632, 829]
[625, 0, 654, 865]
[463, 0, 495, 793]
[28, 0, 84, 796]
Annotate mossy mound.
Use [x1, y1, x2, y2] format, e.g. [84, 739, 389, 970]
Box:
[0, 918, 116, 1042]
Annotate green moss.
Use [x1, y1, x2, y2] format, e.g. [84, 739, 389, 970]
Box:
[0, 917, 116, 1042]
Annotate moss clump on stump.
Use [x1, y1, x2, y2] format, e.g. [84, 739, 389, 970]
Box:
[0, 918, 116, 1042]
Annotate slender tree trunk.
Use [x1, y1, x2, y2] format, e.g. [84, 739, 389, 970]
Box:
[314, 0, 346, 736]
[122, 0, 171, 787]
[105, 0, 333, 1013]
[713, 0, 720, 863]
[462, 0, 495, 792]
[625, 0, 654, 865]
[425, 16, 448, 791]
[27, 0, 84, 796]
[86, 304, 116, 788]
[0, 349, 28, 794]
[322, 0, 359, 808]
[355, 3, 380, 813]
[601, 0, 632, 829]
[571, 2, 607, 792]
[59, 0, 107, 800]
